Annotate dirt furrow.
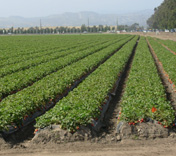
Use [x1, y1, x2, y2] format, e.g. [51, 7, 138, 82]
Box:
[99, 38, 139, 136]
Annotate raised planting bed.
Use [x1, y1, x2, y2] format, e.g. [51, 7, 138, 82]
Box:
[147, 37, 176, 93]
[0, 36, 129, 100]
[34, 36, 139, 132]
[155, 38, 176, 54]
[119, 37, 175, 128]
[0, 35, 134, 134]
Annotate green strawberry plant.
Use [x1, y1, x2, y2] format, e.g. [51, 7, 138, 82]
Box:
[35, 36, 139, 131]
[0, 35, 134, 131]
[120, 37, 175, 127]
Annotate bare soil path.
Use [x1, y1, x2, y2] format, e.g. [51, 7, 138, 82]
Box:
[1, 137, 176, 156]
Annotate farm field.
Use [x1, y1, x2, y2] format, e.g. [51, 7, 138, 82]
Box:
[0, 34, 176, 154]
[155, 38, 176, 53]
[120, 37, 174, 127]
[147, 37, 176, 89]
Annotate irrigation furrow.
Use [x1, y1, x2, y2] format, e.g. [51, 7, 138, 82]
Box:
[99, 37, 139, 135]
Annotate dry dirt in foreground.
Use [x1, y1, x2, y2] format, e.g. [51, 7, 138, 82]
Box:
[1, 137, 176, 156]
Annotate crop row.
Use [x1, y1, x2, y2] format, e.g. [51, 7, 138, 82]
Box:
[0, 36, 71, 59]
[0, 35, 93, 59]
[0, 35, 110, 71]
[0, 38, 96, 67]
[156, 38, 176, 54]
[0, 35, 126, 60]
[0, 36, 134, 131]
[34, 36, 139, 131]
[120, 37, 175, 127]
[0, 35, 123, 67]
[0, 36, 125, 77]
[0, 36, 132, 101]
[147, 37, 176, 90]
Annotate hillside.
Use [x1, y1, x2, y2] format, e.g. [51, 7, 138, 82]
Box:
[0, 10, 153, 28]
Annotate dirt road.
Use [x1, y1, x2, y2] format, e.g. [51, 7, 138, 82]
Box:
[1, 137, 176, 156]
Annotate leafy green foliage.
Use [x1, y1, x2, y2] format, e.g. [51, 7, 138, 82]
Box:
[120, 37, 175, 127]
[0, 35, 133, 131]
[0, 37, 108, 77]
[156, 38, 176, 53]
[0, 36, 128, 100]
[0, 38, 94, 68]
[0, 35, 98, 60]
[35, 36, 138, 131]
[147, 0, 176, 29]
[147, 37, 176, 86]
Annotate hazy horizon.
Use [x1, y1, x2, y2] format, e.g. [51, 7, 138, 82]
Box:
[0, 0, 164, 18]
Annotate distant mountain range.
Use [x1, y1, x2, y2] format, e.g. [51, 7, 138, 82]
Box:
[0, 10, 154, 28]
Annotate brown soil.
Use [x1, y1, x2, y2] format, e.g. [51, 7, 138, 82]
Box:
[1, 137, 176, 156]
[100, 37, 139, 136]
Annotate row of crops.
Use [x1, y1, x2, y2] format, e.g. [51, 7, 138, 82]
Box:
[0, 34, 175, 135]
[0, 35, 102, 59]
[0, 36, 125, 75]
[0, 34, 133, 131]
[0, 36, 132, 100]
[0, 38, 96, 67]
[35, 36, 138, 131]
[147, 37, 176, 89]
[155, 38, 176, 53]
[120, 37, 175, 127]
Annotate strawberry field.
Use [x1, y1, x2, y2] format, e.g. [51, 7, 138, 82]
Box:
[0, 34, 176, 140]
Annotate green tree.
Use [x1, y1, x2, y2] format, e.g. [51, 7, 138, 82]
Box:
[147, 0, 176, 29]
[81, 24, 87, 32]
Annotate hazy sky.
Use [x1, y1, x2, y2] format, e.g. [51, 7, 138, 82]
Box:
[0, 0, 164, 17]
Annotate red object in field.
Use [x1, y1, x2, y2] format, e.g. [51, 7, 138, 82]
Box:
[152, 107, 157, 113]
[76, 126, 79, 130]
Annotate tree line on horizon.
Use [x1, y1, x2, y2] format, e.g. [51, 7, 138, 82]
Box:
[0, 23, 144, 34]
